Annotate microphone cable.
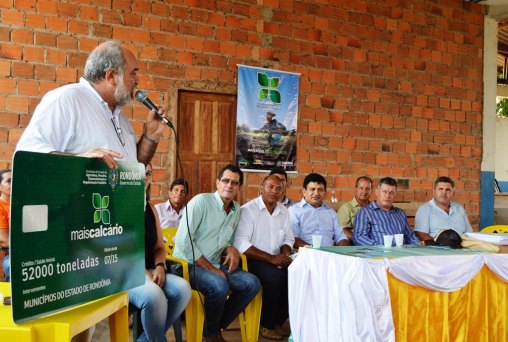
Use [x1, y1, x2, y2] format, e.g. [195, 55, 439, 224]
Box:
[168, 110, 209, 337]
[136, 90, 208, 335]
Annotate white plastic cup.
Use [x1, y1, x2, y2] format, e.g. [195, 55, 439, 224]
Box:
[312, 235, 322, 248]
[383, 235, 394, 247]
[394, 234, 404, 247]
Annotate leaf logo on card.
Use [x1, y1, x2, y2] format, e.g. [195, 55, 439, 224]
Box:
[93, 193, 110, 224]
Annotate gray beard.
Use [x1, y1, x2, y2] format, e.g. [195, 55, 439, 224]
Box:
[114, 77, 133, 107]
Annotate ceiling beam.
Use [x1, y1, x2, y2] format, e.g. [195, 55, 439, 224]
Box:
[488, 4, 508, 20]
[499, 41, 508, 55]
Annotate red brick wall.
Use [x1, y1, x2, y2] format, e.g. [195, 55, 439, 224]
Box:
[0, 1, 485, 226]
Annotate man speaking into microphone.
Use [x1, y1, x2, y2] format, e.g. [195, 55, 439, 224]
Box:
[15, 40, 175, 342]
[16, 40, 167, 168]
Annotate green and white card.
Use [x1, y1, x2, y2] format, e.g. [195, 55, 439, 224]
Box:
[10, 151, 145, 322]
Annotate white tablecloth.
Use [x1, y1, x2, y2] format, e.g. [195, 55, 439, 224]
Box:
[288, 247, 508, 342]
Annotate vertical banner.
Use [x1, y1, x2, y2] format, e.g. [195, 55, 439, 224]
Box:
[10, 151, 145, 322]
[235, 65, 300, 172]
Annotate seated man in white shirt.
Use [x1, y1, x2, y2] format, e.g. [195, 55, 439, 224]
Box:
[234, 175, 295, 341]
[155, 178, 188, 228]
[415, 176, 476, 243]
[269, 167, 296, 208]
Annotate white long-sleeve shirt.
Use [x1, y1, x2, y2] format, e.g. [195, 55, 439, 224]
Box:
[234, 196, 294, 255]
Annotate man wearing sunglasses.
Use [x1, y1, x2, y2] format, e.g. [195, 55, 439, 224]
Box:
[173, 164, 261, 342]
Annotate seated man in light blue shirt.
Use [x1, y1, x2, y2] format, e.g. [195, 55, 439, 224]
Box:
[289, 173, 349, 249]
[172, 164, 261, 342]
[414, 176, 475, 243]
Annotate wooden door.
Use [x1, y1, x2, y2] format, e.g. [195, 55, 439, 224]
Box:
[177, 91, 237, 200]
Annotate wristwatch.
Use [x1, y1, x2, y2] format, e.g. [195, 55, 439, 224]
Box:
[155, 262, 167, 271]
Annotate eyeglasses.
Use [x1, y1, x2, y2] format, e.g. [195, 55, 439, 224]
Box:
[220, 178, 240, 186]
[111, 117, 125, 146]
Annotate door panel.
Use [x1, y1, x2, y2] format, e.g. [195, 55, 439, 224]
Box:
[177, 91, 237, 200]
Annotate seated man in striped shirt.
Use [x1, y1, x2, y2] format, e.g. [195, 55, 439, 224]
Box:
[353, 177, 420, 246]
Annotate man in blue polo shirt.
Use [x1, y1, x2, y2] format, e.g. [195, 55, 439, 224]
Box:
[414, 176, 475, 243]
[353, 177, 419, 246]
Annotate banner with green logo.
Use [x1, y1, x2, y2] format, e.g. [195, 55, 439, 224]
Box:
[235, 64, 300, 172]
[10, 151, 145, 322]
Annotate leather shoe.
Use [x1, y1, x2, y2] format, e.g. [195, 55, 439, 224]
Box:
[203, 333, 228, 342]
[217, 334, 228, 342]
[260, 326, 283, 341]
[275, 322, 291, 337]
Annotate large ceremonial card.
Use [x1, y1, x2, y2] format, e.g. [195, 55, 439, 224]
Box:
[10, 151, 145, 322]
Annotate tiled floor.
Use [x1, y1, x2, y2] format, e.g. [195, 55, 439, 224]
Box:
[92, 316, 277, 342]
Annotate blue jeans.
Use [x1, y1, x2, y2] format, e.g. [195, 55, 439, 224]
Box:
[180, 264, 260, 337]
[129, 272, 191, 342]
[2, 254, 9, 282]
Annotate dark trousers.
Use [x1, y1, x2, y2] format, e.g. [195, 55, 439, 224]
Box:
[246, 258, 289, 329]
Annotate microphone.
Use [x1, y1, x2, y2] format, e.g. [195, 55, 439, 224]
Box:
[135, 90, 174, 129]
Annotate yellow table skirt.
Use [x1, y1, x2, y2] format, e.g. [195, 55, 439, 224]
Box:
[389, 266, 508, 341]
